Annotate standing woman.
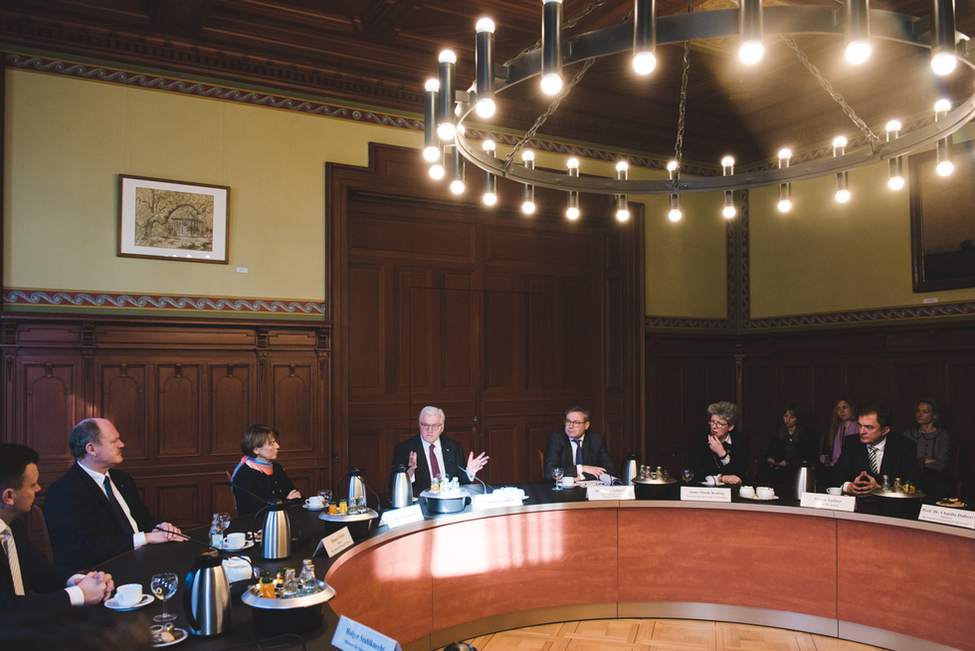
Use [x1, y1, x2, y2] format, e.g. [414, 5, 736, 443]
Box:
[903, 399, 952, 498]
[820, 398, 859, 467]
[756, 403, 817, 487]
[231, 424, 301, 515]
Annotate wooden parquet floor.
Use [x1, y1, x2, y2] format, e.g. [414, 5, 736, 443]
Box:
[451, 619, 888, 651]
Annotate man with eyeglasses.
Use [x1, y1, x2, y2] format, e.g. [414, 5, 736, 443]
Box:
[688, 402, 750, 485]
[392, 406, 489, 491]
[543, 405, 615, 481]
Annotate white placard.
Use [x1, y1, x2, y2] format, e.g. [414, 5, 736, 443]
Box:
[576, 480, 603, 488]
[472, 491, 525, 510]
[586, 485, 635, 501]
[379, 504, 425, 529]
[314, 527, 355, 558]
[919, 505, 975, 529]
[680, 486, 731, 502]
[799, 492, 856, 512]
[332, 615, 402, 651]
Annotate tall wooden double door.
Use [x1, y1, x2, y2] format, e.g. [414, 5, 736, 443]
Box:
[328, 144, 644, 492]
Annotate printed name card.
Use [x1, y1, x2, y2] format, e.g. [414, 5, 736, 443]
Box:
[332, 615, 401, 651]
[472, 491, 524, 510]
[680, 486, 731, 502]
[799, 492, 856, 512]
[919, 505, 975, 529]
[315, 526, 355, 558]
[586, 485, 635, 501]
[378, 504, 424, 529]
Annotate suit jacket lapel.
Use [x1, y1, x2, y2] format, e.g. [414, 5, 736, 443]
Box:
[77, 464, 125, 526]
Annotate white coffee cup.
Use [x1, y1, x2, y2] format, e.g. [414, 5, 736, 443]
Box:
[225, 532, 247, 549]
[756, 486, 775, 499]
[116, 583, 143, 607]
[739, 486, 755, 498]
[305, 495, 325, 509]
[561, 476, 575, 487]
[826, 487, 842, 496]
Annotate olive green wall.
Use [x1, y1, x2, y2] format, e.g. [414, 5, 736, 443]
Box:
[3, 69, 420, 302]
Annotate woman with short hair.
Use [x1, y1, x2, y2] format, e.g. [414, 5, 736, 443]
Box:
[688, 402, 750, 485]
[231, 424, 300, 515]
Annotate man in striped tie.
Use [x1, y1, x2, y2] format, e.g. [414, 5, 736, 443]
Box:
[0, 444, 113, 615]
[835, 405, 922, 496]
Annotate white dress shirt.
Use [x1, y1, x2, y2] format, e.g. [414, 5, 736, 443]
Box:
[0, 518, 85, 606]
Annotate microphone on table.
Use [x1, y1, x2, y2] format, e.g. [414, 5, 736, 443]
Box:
[458, 466, 492, 494]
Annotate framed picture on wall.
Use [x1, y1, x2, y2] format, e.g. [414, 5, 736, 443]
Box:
[909, 139, 975, 293]
[118, 175, 230, 264]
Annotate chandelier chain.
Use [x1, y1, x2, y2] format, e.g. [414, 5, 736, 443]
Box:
[781, 35, 882, 152]
[672, 0, 694, 188]
[504, 4, 636, 171]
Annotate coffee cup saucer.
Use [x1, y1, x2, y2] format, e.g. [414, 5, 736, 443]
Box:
[303, 503, 326, 511]
[105, 593, 155, 610]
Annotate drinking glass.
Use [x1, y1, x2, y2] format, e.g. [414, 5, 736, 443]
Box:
[552, 467, 564, 490]
[216, 512, 231, 535]
[151, 572, 179, 624]
[681, 468, 694, 485]
[319, 489, 332, 503]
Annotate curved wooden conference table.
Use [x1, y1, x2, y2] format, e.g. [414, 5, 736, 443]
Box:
[96, 484, 975, 651]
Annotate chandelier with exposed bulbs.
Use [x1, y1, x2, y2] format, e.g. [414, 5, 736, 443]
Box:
[420, 0, 974, 222]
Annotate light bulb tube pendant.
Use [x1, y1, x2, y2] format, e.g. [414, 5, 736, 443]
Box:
[886, 122, 904, 190]
[936, 137, 954, 176]
[777, 150, 792, 212]
[522, 151, 536, 214]
[566, 157, 580, 219]
[930, 0, 957, 76]
[668, 194, 681, 222]
[423, 79, 441, 162]
[541, 0, 563, 95]
[437, 51, 457, 141]
[739, 0, 764, 64]
[835, 172, 850, 203]
[475, 19, 496, 118]
[720, 157, 736, 218]
[844, 0, 871, 64]
[449, 144, 465, 195]
[482, 139, 497, 205]
[616, 161, 629, 221]
[632, 0, 657, 75]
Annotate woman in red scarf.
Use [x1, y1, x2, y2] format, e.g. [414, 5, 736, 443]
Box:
[231, 425, 301, 515]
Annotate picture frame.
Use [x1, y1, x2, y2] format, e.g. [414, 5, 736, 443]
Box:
[118, 175, 230, 264]
[909, 139, 975, 293]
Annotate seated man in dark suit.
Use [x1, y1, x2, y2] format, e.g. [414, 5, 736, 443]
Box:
[392, 406, 489, 491]
[0, 443, 113, 615]
[544, 405, 616, 481]
[835, 405, 922, 496]
[44, 418, 183, 569]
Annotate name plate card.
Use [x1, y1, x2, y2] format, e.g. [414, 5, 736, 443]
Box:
[315, 526, 355, 558]
[799, 493, 856, 512]
[378, 504, 424, 529]
[919, 505, 975, 529]
[586, 485, 635, 501]
[472, 491, 524, 511]
[332, 615, 402, 651]
[680, 486, 731, 502]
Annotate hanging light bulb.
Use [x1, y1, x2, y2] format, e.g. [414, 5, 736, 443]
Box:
[832, 137, 850, 203]
[720, 156, 736, 218]
[566, 157, 580, 220]
[475, 19, 497, 118]
[934, 100, 953, 176]
[885, 121, 905, 190]
[632, 0, 657, 75]
[844, 0, 871, 64]
[541, 0, 563, 95]
[667, 160, 681, 221]
[615, 161, 630, 221]
[738, 0, 764, 64]
[482, 140, 498, 205]
[449, 144, 465, 194]
[930, 0, 958, 75]
[437, 50, 457, 141]
[777, 149, 792, 212]
[521, 151, 536, 214]
[423, 79, 441, 162]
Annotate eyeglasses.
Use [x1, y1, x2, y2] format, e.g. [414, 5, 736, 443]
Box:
[708, 419, 729, 429]
[565, 419, 587, 427]
[419, 423, 443, 431]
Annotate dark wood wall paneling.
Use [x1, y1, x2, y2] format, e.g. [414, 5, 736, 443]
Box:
[645, 324, 975, 486]
[329, 144, 646, 495]
[0, 317, 330, 528]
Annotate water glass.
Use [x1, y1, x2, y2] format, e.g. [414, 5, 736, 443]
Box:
[552, 467, 564, 490]
[151, 572, 178, 624]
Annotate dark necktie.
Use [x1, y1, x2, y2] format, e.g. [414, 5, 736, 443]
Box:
[429, 444, 442, 479]
[868, 445, 880, 475]
[574, 440, 583, 465]
[104, 475, 135, 533]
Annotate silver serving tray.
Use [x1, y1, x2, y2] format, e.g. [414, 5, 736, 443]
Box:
[632, 477, 677, 485]
[871, 488, 926, 499]
[318, 508, 378, 522]
[242, 580, 335, 609]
